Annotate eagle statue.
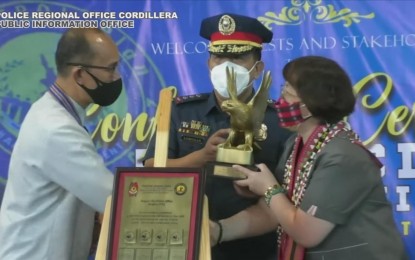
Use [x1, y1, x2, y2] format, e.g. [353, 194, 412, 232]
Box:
[220, 66, 272, 151]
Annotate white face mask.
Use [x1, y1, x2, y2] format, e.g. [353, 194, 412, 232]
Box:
[210, 61, 258, 98]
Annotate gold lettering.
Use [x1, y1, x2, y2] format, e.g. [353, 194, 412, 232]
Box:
[354, 73, 393, 145]
[88, 86, 178, 144]
[402, 221, 411, 235]
[354, 72, 392, 109]
[355, 73, 415, 146]
[86, 104, 100, 117]
[362, 115, 388, 146]
[90, 120, 102, 140]
[90, 112, 155, 143]
[121, 113, 155, 142]
[100, 113, 121, 142]
[387, 105, 415, 136]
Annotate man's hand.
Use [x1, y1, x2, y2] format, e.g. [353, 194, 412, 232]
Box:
[199, 128, 230, 164]
[144, 128, 230, 168]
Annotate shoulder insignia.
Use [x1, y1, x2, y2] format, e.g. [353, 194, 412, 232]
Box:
[175, 93, 210, 104]
[267, 98, 276, 108]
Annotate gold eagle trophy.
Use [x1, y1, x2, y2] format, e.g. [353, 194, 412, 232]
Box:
[212, 67, 272, 179]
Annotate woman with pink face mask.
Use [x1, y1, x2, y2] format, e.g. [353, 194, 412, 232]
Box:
[211, 56, 408, 260]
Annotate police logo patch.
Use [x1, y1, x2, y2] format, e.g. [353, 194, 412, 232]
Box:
[218, 15, 236, 35]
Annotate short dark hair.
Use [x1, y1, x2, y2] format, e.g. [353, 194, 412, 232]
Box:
[251, 47, 262, 61]
[55, 28, 104, 76]
[282, 56, 355, 123]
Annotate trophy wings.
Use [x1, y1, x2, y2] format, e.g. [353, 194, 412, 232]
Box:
[248, 70, 271, 134]
[226, 66, 239, 101]
[220, 67, 271, 150]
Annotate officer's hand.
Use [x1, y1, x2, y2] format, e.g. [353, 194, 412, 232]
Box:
[201, 128, 230, 163]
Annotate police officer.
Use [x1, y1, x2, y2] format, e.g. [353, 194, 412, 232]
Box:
[143, 13, 291, 260]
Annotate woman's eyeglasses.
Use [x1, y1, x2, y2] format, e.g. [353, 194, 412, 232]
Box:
[281, 82, 299, 98]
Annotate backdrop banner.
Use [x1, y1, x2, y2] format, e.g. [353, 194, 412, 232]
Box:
[0, 0, 413, 258]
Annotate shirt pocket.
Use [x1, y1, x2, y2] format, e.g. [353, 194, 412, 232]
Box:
[178, 133, 207, 156]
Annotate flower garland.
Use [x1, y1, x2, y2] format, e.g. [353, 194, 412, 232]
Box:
[276, 121, 361, 245]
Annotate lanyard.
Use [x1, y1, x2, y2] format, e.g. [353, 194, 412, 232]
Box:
[49, 83, 83, 127]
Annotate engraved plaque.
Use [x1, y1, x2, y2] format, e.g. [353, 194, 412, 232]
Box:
[108, 167, 205, 260]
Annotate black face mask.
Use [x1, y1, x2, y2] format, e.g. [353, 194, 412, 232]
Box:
[78, 69, 122, 106]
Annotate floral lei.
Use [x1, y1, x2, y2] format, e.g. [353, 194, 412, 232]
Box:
[276, 120, 361, 245]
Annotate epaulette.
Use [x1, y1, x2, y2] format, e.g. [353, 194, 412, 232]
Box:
[175, 93, 210, 104]
[267, 98, 276, 108]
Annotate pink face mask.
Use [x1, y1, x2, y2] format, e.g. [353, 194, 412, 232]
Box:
[274, 97, 308, 127]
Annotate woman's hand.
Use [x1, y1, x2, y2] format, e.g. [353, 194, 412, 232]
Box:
[209, 220, 222, 247]
[233, 182, 259, 198]
[234, 163, 279, 196]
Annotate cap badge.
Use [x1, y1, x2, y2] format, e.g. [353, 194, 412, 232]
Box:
[218, 15, 235, 35]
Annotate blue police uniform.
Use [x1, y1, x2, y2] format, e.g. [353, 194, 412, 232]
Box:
[143, 91, 292, 260]
[145, 11, 293, 260]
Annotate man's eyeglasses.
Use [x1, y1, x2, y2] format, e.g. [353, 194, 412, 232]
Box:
[66, 62, 118, 73]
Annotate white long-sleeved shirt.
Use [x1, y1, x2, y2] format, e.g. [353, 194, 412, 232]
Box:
[0, 92, 113, 260]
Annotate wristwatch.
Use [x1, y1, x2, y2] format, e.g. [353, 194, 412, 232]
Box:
[264, 184, 286, 207]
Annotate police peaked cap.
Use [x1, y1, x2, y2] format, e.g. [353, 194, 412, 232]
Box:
[200, 13, 273, 54]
